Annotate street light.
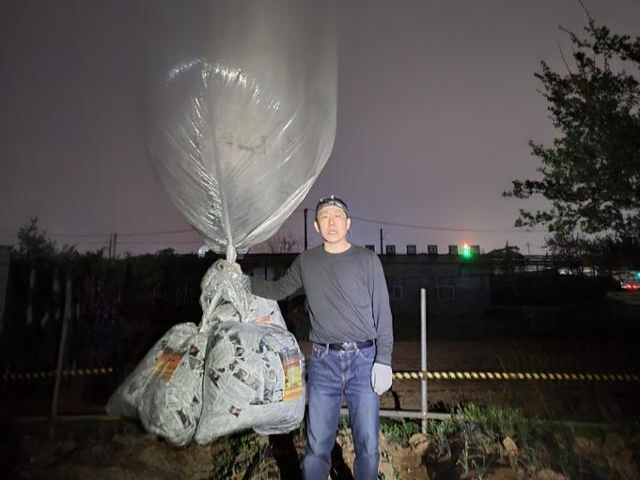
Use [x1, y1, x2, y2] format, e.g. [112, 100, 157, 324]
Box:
[460, 242, 473, 259]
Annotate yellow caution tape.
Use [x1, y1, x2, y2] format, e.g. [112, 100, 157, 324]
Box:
[392, 370, 640, 382]
[3, 367, 639, 383]
[3, 367, 114, 381]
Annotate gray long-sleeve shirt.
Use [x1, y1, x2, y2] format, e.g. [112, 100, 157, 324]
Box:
[251, 245, 394, 365]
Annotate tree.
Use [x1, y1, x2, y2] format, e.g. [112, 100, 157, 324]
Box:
[266, 228, 301, 253]
[504, 16, 640, 258]
[14, 217, 58, 258]
[14, 217, 77, 261]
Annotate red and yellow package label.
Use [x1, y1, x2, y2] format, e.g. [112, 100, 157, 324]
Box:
[255, 315, 272, 325]
[282, 357, 303, 402]
[151, 352, 183, 381]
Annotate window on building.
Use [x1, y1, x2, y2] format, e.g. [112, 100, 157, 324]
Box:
[388, 285, 403, 301]
[266, 267, 278, 280]
[250, 267, 266, 279]
[436, 285, 455, 303]
[250, 267, 277, 280]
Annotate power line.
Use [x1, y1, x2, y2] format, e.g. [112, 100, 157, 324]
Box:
[3, 207, 546, 240]
[117, 240, 203, 246]
[0, 228, 109, 238]
[48, 232, 110, 238]
[1, 227, 196, 238]
[47, 229, 196, 238]
[60, 241, 110, 246]
[349, 215, 548, 234]
[52, 209, 307, 237]
[116, 229, 195, 237]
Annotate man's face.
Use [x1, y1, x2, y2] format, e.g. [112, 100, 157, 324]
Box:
[314, 205, 351, 245]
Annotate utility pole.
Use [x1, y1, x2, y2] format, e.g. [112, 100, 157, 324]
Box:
[303, 208, 308, 251]
[108, 233, 118, 259]
[107, 234, 113, 259]
[379, 228, 383, 255]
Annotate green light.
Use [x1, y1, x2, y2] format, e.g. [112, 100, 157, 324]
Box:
[635, 271, 640, 280]
[460, 243, 473, 259]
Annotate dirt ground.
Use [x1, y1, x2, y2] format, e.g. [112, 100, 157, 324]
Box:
[5, 416, 426, 480]
[6, 414, 639, 480]
[3, 305, 639, 479]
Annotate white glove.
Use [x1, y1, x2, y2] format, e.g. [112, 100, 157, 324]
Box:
[371, 363, 393, 395]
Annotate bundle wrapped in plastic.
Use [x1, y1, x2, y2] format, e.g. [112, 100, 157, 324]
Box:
[106, 323, 207, 446]
[107, 260, 304, 446]
[195, 321, 304, 443]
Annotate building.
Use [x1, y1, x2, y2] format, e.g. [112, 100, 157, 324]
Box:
[0, 246, 10, 333]
[239, 250, 491, 339]
[381, 254, 490, 319]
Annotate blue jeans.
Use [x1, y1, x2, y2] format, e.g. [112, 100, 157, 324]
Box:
[302, 342, 380, 480]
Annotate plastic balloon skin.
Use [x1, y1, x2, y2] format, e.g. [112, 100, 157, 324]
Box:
[146, 0, 337, 260]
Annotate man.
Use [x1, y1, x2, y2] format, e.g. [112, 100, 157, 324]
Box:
[251, 195, 393, 480]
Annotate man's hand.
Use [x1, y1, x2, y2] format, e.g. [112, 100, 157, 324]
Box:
[371, 363, 392, 395]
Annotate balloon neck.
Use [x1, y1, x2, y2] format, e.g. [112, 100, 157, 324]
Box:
[226, 244, 237, 263]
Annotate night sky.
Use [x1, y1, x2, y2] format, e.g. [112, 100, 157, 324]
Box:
[1, 1, 639, 256]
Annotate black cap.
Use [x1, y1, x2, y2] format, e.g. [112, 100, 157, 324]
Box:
[315, 195, 349, 217]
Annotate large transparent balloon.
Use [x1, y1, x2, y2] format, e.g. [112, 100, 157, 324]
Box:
[146, 0, 337, 260]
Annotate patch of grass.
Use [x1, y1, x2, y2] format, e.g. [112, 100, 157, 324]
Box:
[426, 404, 639, 480]
[379, 419, 421, 446]
[427, 420, 453, 457]
[207, 431, 263, 480]
[472, 455, 493, 480]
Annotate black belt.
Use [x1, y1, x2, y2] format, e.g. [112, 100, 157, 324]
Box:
[326, 340, 374, 351]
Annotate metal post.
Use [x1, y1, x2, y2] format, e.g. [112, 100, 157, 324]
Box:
[420, 287, 428, 434]
[26, 266, 36, 325]
[303, 208, 308, 251]
[346, 407, 449, 421]
[49, 273, 72, 439]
